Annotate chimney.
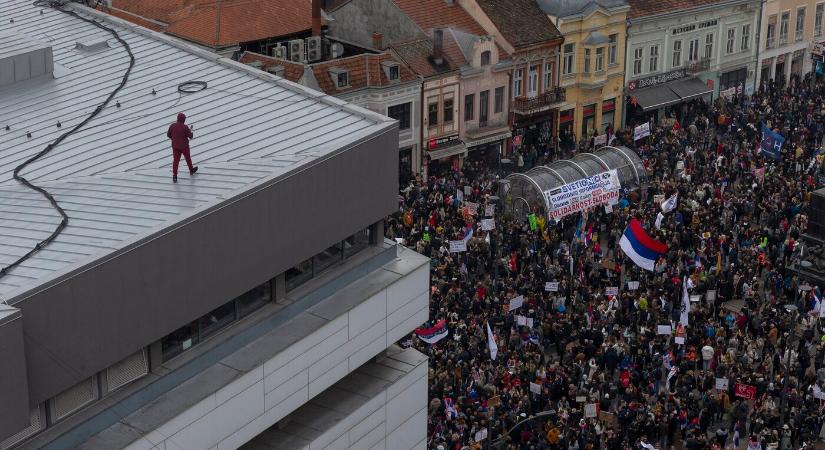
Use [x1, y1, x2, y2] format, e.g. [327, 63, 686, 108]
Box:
[372, 32, 383, 49]
[312, 0, 322, 37]
[433, 29, 444, 64]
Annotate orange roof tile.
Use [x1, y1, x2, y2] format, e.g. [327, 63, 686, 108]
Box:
[393, 0, 486, 36]
[390, 39, 458, 78]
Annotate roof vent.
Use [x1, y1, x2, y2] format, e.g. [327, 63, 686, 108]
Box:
[75, 38, 110, 52]
[0, 32, 54, 87]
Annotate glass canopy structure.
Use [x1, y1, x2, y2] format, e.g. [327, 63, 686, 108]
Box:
[502, 146, 647, 219]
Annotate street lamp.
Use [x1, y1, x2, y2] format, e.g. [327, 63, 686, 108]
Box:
[779, 303, 798, 426]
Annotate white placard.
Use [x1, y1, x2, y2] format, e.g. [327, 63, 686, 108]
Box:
[690, 295, 701, 303]
[526, 318, 534, 328]
[575, 396, 587, 403]
[657, 325, 672, 335]
[545, 281, 560, 292]
[604, 204, 613, 214]
[594, 134, 607, 146]
[605, 286, 619, 296]
[465, 202, 479, 215]
[449, 240, 467, 253]
[530, 382, 542, 394]
[675, 336, 685, 345]
[516, 315, 527, 326]
[584, 403, 598, 418]
[634, 122, 650, 140]
[627, 281, 640, 290]
[706, 290, 716, 301]
[509, 295, 524, 311]
[474, 428, 488, 442]
[481, 218, 495, 231]
[485, 204, 495, 217]
[715, 378, 729, 390]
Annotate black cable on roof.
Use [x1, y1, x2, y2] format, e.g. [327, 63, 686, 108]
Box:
[0, 0, 135, 282]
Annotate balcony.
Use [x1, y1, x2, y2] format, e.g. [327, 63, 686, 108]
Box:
[687, 58, 711, 74]
[512, 88, 566, 115]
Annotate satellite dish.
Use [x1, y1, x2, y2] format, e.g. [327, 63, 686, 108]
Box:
[330, 42, 344, 59]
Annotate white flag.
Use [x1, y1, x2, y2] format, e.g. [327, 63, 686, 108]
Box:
[679, 276, 690, 326]
[661, 193, 678, 213]
[486, 322, 498, 361]
[655, 212, 664, 230]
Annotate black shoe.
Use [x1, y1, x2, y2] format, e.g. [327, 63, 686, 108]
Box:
[173, 175, 177, 183]
[190, 166, 198, 175]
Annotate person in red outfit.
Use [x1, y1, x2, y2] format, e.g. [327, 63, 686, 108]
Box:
[167, 113, 198, 182]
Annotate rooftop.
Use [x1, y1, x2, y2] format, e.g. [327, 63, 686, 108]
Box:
[0, 0, 391, 300]
[627, 0, 720, 19]
[536, 0, 629, 19]
[474, 0, 562, 49]
[390, 38, 458, 78]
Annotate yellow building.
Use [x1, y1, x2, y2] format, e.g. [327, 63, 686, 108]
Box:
[539, 0, 629, 143]
[756, 0, 824, 87]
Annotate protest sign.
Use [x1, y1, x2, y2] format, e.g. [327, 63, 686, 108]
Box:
[634, 122, 651, 140]
[485, 204, 495, 217]
[545, 281, 560, 292]
[516, 315, 527, 326]
[605, 286, 619, 296]
[627, 281, 640, 290]
[585, 403, 598, 418]
[530, 382, 542, 394]
[509, 296, 524, 311]
[675, 336, 685, 344]
[735, 383, 756, 400]
[690, 295, 701, 303]
[465, 202, 479, 216]
[449, 240, 467, 253]
[715, 378, 729, 390]
[657, 325, 672, 335]
[474, 429, 488, 442]
[481, 218, 495, 231]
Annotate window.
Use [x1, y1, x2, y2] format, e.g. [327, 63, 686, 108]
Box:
[543, 61, 552, 91]
[513, 68, 523, 98]
[286, 258, 313, 291]
[595, 47, 604, 72]
[443, 98, 454, 124]
[726, 28, 735, 54]
[494, 86, 504, 113]
[767, 17, 776, 47]
[336, 71, 349, 88]
[464, 94, 474, 121]
[584, 48, 591, 73]
[162, 321, 199, 361]
[388, 65, 400, 80]
[796, 7, 806, 40]
[741, 24, 750, 50]
[236, 284, 270, 318]
[649, 45, 658, 72]
[343, 228, 370, 258]
[479, 90, 489, 126]
[608, 34, 618, 65]
[672, 40, 681, 67]
[387, 102, 411, 130]
[816, 3, 823, 37]
[480, 50, 491, 66]
[199, 302, 236, 339]
[313, 241, 343, 274]
[527, 65, 538, 97]
[633, 47, 643, 75]
[562, 43, 575, 75]
[705, 33, 714, 59]
[780, 11, 789, 44]
[428, 102, 438, 126]
[688, 38, 699, 62]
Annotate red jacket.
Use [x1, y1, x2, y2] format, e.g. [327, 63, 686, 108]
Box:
[167, 113, 193, 150]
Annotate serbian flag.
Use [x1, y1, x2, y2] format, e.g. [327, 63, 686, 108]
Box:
[415, 319, 449, 344]
[619, 219, 668, 271]
[810, 287, 823, 318]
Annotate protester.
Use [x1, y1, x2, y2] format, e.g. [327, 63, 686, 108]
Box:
[388, 73, 825, 450]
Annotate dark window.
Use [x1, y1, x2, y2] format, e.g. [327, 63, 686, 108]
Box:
[161, 321, 199, 362]
[388, 103, 411, 130]
[480, 50, 491, 66]
[494, 86, 504, 113]
[199, 302, 236, 339]
[389, 65, 400, 80]
[336, 71, 349, 88]
[314, 241, 343, 273]
[443, 98, 454, 124]
[428, 102, 438, 126]
[237, 284, 271, 318]
[464, 94, 474, 121]
[344, 228, 370, 258]
[286, 258, 313, 291]
[479, 90, 489, 126]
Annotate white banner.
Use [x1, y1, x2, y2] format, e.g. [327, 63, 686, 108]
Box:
[449, 240, 467, 253]
[547, 189, 621, 221]
[545, 281, 560, 292]
[634, 122, 650, 140]
[509, 295, 524, 311]
[481, 218, 495, 231]
[545, 170, 621, 210]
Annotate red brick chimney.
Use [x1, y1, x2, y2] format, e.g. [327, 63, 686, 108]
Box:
[372, 32, 383, 49]
[312, 0, 322, 37]
[433, 29, 444, 64]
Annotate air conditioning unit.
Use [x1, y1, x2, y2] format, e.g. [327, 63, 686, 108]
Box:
[306, 36, 322, 62]
[289, 39, 305, 63]
[271, 44, 287, 59]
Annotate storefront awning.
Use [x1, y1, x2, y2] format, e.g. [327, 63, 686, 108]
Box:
[464, 129, 512, 148]
[428, 141, 467, 160]
[668, 77, 713, 100]
[631, 85, 682, 111]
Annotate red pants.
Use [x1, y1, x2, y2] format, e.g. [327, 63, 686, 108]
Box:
[172, 147, 194, 176]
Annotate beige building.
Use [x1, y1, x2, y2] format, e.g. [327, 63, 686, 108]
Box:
[756, 0, 824, 86]
[539, 0, 629, 141]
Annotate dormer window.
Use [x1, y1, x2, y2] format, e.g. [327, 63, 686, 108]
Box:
[480, 50, 491, 66]
[329, 67, 350, 89]
[381, 61, 401, 81]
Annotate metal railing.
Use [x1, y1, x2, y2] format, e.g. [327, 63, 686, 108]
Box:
[512, 88, 566, 114]
[687, 57, 711, 73]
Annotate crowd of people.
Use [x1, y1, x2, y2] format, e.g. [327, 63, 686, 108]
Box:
[387, 73, 825, 450]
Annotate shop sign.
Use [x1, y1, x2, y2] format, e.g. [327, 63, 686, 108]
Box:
[428, 134, 460, 150]
[628, 68, 687, 91]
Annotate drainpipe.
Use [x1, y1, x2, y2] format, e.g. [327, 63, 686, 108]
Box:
[753, 0, 765, 91]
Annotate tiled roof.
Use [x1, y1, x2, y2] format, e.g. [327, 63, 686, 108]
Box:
[239, 51, 419, 95]
[390, 38, 458, 78]
[475, 0, 562, 49]
[110, 0, 317, 47]
[393, 0, 486, 36]
[627, 0, 719, 19]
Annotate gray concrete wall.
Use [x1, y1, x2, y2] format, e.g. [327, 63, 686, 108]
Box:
[328, 0, 425, 48]
[10, 125, 399, 408]
[0, 306, 30, 441]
